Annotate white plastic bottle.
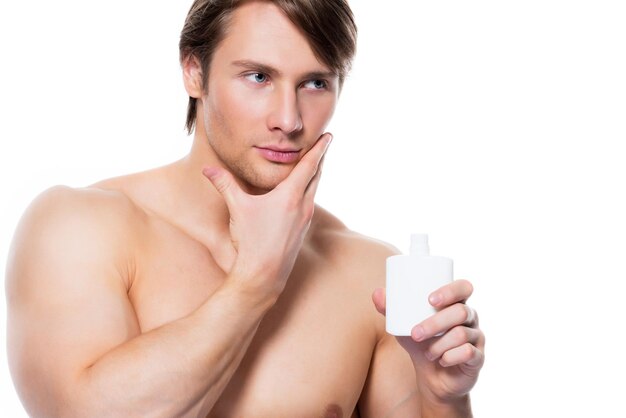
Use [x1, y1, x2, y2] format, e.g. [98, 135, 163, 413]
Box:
[386, 234, 453, 336]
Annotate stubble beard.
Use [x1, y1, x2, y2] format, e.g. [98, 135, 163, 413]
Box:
[226, 153, 287, 194]
[207, 132, 292, 195]
[204, 101, 294, 194]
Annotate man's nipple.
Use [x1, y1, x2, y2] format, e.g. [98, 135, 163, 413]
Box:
[323, 403, 343, 418]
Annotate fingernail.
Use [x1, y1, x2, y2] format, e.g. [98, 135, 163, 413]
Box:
[412, 325, 425, 342]
[325, 133, 333, 145]
[429, 293, 441, 306]
[202, 167, 219, 180]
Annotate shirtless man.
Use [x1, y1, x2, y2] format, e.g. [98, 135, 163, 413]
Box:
[6, 1, 485, 416]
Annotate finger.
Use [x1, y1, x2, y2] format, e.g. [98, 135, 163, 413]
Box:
[372, 287, 386, 315]
[424, 325, 484, 362]
[439, 342, 484, 370]
[202, 166, 244, 210]
[412, 303, 477, 342]
[282, 133, 332, 194]
[428, 279, 474, 310]
[303, 152, 326, 203]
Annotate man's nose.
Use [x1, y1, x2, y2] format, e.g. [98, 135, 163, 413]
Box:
[267, 88, 303, 135]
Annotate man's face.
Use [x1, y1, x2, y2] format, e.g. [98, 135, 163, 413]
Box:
[199, 1, 339, 193]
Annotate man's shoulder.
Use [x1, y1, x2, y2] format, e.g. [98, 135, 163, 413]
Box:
[9, 185, 146, 280]
[19, 184, 146, 233]
[308, 207, 396, 339]
[310, 206, 401, 274]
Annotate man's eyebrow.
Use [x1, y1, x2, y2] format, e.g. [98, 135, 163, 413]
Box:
[231, 60, 337, 79]
[232, 60, 282, 76]
[305, 70, 338, 80]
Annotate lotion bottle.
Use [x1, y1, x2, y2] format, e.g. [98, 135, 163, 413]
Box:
[386, 234, 453, 336]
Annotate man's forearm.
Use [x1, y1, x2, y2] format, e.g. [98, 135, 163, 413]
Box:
[69, 278, 276, 418]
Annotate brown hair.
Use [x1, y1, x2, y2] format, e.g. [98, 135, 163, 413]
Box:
[179, 0, 358, 134]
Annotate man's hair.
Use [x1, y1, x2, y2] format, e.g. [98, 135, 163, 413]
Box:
[179, 0, 358, 134]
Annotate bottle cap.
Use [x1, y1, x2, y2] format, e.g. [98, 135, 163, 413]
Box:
[410, 233, 429, 256]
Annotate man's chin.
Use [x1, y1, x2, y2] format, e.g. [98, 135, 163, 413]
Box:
[239, 164, 294, 195]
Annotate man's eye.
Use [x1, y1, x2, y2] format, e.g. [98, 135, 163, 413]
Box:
[304, 79, 327, 90]
[245, 73, 268, 84]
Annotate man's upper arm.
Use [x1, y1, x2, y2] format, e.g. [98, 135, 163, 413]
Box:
[358, 334, 421, 417]
[5, 186, 142, 416]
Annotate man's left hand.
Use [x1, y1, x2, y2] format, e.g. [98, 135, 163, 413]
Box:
[372, 280, 485, 404]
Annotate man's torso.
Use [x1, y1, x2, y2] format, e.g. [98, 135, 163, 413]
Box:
[94, 169, 390, 417]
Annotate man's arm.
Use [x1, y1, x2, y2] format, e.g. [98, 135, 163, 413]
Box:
[356, 242, 481, 418]
[358, 333, 472, 418]
[5, 186, 275, 417]
[6, 132, 331, 418]
[361, 280, 485, 418]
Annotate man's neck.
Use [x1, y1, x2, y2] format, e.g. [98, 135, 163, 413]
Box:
[152, 133, 236, 263]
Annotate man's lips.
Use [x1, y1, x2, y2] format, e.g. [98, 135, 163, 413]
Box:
[255, 146, 301, 164]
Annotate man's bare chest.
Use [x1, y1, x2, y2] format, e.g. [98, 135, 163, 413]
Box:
[127, 224, 375, 416]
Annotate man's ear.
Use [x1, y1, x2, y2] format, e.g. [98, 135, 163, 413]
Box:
[182, 55, 204, 98]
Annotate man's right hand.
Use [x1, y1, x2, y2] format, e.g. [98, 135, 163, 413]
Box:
[202, 133, 332, 299]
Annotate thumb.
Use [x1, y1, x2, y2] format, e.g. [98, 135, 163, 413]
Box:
[372, 288, 387, 316]
[202, 166, 242, 209]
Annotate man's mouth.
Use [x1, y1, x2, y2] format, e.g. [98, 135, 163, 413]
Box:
[254, 146, 301, 164]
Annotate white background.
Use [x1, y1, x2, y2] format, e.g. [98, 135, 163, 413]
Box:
[1, 1, 625, 416]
